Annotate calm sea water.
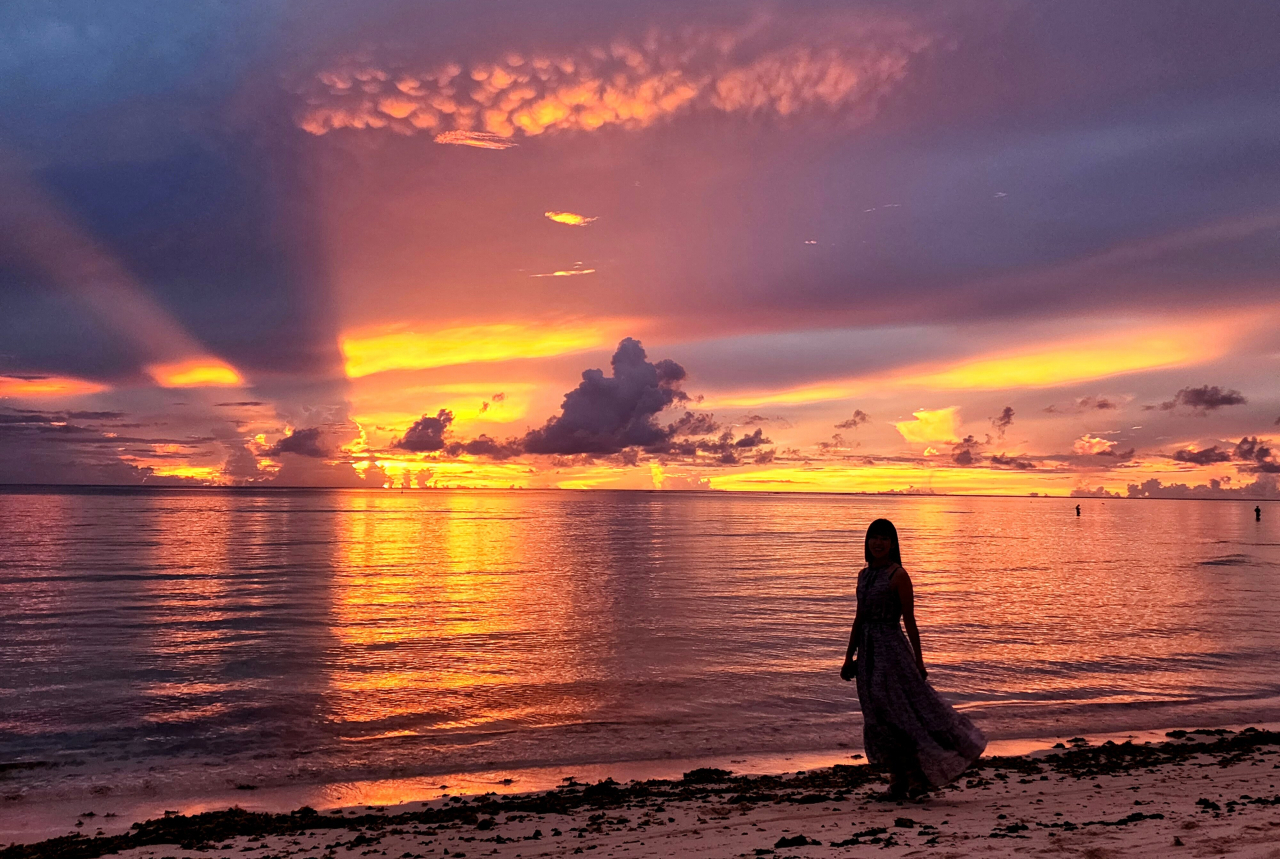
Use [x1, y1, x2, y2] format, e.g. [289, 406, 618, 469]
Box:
[1, 488, 1278, 816]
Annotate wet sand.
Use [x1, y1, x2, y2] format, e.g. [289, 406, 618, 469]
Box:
[5, 729, 1280, 859]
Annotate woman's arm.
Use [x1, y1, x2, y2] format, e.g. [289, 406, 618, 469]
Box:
[892, 566, 927, 679]
[841, 603, 861, 681]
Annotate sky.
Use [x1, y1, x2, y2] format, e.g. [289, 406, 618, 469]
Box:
[2, 0, 1279, 496]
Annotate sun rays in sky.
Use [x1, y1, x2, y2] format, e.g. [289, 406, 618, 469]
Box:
[1, 2, 1279, 495]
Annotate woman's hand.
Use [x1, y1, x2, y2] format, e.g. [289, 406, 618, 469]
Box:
[840, 658, 856, 682]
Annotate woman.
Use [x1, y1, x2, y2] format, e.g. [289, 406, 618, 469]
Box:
[841, 518, 986, 799]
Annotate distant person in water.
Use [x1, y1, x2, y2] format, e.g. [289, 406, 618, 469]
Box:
[1076, 504, 1081, 516]
[841, 518, 987, 799]
[1258, 506, 1263, 522]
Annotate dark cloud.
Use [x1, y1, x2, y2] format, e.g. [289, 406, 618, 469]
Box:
[1096, 447, 1135, 461]
[395, 410, 454, 453]
[1234, 436, 1280, 472]
[668, 411, 720, 437]
[263, 427, 328, 458]
[444, 435, 522, 460]
[1152, 385, 1248, 413]
[835, 409, 870, 430]
[215, 401, 267, 407]
[951, 434, 982, 466]
[989, 453, 1035, 470]
[1172, 446, 1231, 465]
[1234, 436, 1273, 463]
[692, 429, 774, 464]
[991, 406, 1014, 438]
[521, 339, 688, 455]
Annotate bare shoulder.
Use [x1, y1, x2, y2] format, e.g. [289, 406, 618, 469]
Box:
[889, 564, 913, 586]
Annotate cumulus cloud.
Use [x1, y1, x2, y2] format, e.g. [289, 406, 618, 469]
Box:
[1172, 445, 1230, 465]
[1073, 433, 1116, 455]
[1151, 385, 1248, 413]
[521, 338, 689, 455]
[1114, 474, 1279, 500]
[263, 427, 328, 458]
[395, 409, 454, 452]
[1096, 447, 1135, 461]
[835, 409, 870, 429]
[294, 19, 935, 144]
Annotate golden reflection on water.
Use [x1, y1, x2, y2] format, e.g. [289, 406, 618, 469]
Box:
[329, 492, 607, 730]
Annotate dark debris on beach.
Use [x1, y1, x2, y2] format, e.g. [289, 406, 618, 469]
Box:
[5, 728, 1280, 859]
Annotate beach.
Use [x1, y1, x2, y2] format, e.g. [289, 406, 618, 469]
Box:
[7, 729, 1279, 859]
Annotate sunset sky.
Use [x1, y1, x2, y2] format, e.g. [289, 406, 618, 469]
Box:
[2, 0, 1279, 495]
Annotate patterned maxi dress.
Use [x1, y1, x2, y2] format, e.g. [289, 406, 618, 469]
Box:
[854, 562, 987, 786]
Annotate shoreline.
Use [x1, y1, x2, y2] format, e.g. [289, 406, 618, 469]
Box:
[6, 727, 1280, 859]
[8, 722, 1277, 846]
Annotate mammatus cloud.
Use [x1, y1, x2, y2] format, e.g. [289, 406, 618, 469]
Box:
[835, 409, 869, 430]
[263, 427, 329, 458]
[1150, 385, 1247, 414]
[991, 406, 1013, 438]
[545, 211, 597, 226]
[1073, 434, 1116, 455]
[294, 20, 935, 143]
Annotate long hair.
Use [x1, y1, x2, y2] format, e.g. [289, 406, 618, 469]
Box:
[864, 518, 902, 567]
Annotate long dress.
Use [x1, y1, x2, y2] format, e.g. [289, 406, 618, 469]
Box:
[854, 562, 987, 786]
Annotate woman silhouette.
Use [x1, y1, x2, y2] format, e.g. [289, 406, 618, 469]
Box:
[841, 518, 986, 799]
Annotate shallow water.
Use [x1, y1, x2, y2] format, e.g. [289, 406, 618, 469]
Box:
[1, 488, 1277, 817]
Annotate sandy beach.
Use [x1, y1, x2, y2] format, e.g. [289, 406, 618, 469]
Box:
[6, 729, 1279, 859]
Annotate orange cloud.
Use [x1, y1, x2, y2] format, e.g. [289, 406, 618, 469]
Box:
[0, 374, 108, 397]
[340, 320, 627, 377]
[432, 130, 519, 149]
[544, 211, 597, 226]
[1072, 434, 1116, 455]
[147, 359, 244, 388]
[530, 268, 596, 278]
[295, 22, 933, 143]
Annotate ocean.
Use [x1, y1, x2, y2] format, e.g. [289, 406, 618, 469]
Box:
[1, 488, 1277, 824]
